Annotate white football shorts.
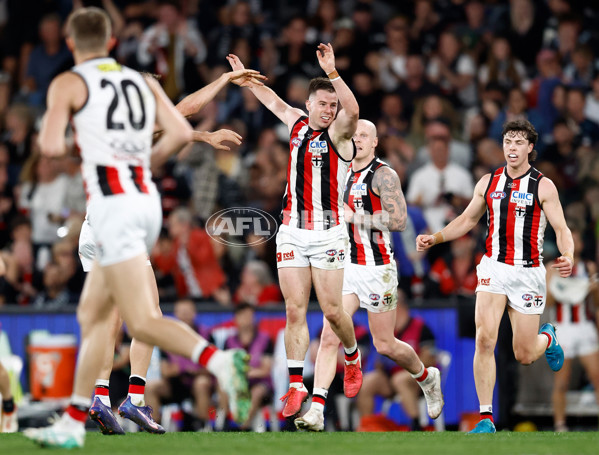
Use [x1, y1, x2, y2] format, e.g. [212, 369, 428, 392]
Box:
[342, 261, 398, 313]
[276, 222, 348, 270]
[476, 255, 547, 315]
[84, 193, 161, 268]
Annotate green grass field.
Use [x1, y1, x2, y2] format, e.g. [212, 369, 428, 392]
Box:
[2, 431, 599, 455]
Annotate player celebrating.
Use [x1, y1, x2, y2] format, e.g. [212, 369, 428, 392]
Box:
[417, 119, 574, 433]
[294, 120, 444, 431]
[227, 45, 362, 418]
[84, 70, 265, 436]
[24, 8, 250, 448]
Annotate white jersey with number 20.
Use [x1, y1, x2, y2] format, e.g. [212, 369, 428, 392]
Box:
[71, 57, 157, 201]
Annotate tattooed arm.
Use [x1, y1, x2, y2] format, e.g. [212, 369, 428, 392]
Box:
[371, 166, 407, 231]
[346, 166, 407, 232]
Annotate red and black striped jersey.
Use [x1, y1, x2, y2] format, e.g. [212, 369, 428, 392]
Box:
[281, 116, 354, 230]
[344, 157, 393, 266]
[552, 262, 593, 325]
[484, 166, 546, 267]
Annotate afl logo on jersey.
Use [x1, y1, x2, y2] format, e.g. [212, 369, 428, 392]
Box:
[490, 191, 506, 200]
[291, 137, 302, 147]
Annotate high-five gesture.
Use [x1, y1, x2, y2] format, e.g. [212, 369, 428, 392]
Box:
[226, 54, 262, 87]
[316, 43, 336, 75]
[227, 68, 266, 88]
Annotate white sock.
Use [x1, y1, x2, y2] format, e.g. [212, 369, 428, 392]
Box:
[480, 404, 492, 414]
[191, 339, 209, 364]
[206, 350, 226, 376]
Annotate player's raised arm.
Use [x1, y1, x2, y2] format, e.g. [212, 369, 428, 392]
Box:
[539, 177, 574, 278]
[226, 54, 304, 128]
[175, 68, 266, 117]
[416, 173, 489, 251]
[320, 43, 359, 145]
[147, 76, 193, 168]
[38, 72, 87, 157]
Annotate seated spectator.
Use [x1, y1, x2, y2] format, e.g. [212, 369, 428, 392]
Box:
[563, 44, 597, 88]
[584, 74, 599, 125]
[564, 86, 599, 147]
[136, 0, 206, 100]
[17, 150, 69, 271]
[489, 87, 547, 147]
[357, 293, 437, 431]
[428, 234, 481, 298]
[0, 144, 17, 249]
[427, 30, 477, 109]
[224, 303, 274, 430]
[32, 261, 72, 308]
[395, 54, 440, 122]
[152, 207, 226, 300]
[21, 13, 72, 106]
[412, 117, 471, 171]
[391, 204, 430, 299]
[233, 260, 282, 306]
[51, 239, 85, 300]
[406, 134, 473, 234]
[478, 35, 528, 93]
[145, 299, 219, 431]
[0, 216, 35, 305]
[2, 103, 35, 186]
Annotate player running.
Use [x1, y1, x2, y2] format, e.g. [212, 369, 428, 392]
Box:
[24, 8, 252, 448]
[84, 68, 265, 436]
[417, 119, 573, 433]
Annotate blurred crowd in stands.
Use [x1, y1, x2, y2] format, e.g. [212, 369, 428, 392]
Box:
[0, 0, 598, 308]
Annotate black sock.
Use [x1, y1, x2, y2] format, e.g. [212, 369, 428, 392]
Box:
[411, 418, 422, 431]
[129, 375, 146, 386]
[2, 398, 14, 414]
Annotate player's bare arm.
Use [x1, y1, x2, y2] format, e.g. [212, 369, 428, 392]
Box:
[191, 130, 242, 151]
[416, 174, 490, 251]
[39, 72, 87, 157]
[319, 43, 359, 161]
[539, 177, 574, 278]
[147, 76, 193, 167]
[175, 69, 266, 117]
[348, 166, 406, 231]
[226, 53, 304, 128]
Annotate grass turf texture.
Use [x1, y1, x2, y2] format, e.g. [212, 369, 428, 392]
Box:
[2, 431, 598, 455]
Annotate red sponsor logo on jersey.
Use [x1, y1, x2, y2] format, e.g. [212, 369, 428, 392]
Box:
[277, 251, 295, 262]
[490, 191, 507, 200]
[291, 137, 302, 147]
[478, 278, 491, 286]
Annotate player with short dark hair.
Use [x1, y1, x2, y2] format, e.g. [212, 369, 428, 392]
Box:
[227, 43, 362, 419]
[417, 118, 574, 433]
[294, 120, 443, 431]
